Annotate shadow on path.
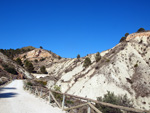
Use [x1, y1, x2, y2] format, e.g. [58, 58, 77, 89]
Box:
[0, 92, 18, 98]
[0, 87, 16, 92]
[0, 87, 18, 98]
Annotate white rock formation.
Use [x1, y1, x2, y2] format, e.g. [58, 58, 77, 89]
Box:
[44, 32, 150, 110]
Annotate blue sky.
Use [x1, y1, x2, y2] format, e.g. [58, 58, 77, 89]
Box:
[0, 0, 150, 58]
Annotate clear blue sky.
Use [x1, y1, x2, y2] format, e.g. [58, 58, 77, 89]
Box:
[0, 0, 150, 58]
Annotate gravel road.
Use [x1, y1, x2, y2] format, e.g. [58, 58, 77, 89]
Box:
[0, 80, 65, 113]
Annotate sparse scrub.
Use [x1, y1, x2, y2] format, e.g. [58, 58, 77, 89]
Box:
[95, 91, 133, 113]
[27, 81, 33, 86]
[25, 60, 34, 73]
[134, 64, 138, 67]
[16, 57, 22, 66]
[37, 80, 47, 87]
[2, 64, 18, 75]
[0, 47, 34, 59]
[106, 58, 110, 62]
[58, 56, 61, 60]
[77, 54, 80, 59]
[120, 33, 129, 43]
[34, 59, 38, 63]
[53, 85, 62, 101]
[137, 28, 145, 33]
[120, 37, 126, 42]
[83, 57, 91, 68]
[95, 52, 101, 62]
[40, 66, 47, 74]
[125, 33, 129, 37]
[40, 46, 43, 49]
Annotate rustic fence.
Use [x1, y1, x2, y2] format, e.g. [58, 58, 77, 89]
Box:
[24, 84, 149, 113]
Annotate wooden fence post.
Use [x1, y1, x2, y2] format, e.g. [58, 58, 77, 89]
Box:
[49, 91, 51, 104]
[88, 105, 91, 113]
[35, 87, 36, 95]
[62, 94, 66, 109]
[40, 88, 42, 97]
[87, 100, 91, 113]
[49, 91, 61, 108]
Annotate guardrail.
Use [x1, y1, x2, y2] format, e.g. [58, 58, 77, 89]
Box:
[24, 84, 149, 113]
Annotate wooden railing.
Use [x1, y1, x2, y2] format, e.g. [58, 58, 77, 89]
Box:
[24, 84, 149, 113]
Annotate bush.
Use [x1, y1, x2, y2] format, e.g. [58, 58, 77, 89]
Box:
[16, 58, 22, 66]
[120, 37, 126, 42]
[27, 81, 33, 86]
[137, 28, 145, 33]
[125, 33, 129, 37]
[40, 66, 47, 74]
[37, 80, 47, 87]
[53, 85, 62, 101]
[77, 54, 80, 59]
[2, 64, 18, 75]
[54, 85, 61, 92]
[34, 59, 38, 63]
[96, 91, 133, 113]
[5, 67, 18, 75]
[58, 56, 61, 60]
[25, 60, 34, 73]
[95, 52, 101, 62]
[134, 64, 138, 67]
[83, 57, 91, 68]
[40, 46, 43, 49]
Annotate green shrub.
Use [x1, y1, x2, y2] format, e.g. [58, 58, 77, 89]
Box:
[40, 46, 43, 49]
[137, 28, 145, 33]
[58, 56, 61, 60]
[134, 64, 138, 67]
[77, 54, 80, 59]
[83, 57, 91, 68]
[53, 85, 62, 101]
[106, 59, 110, 62]
[34, 59, 38, 63]
[37, 80, 47, 86]
[0, 47, 34, 59]
[40, 66, 47, 74]
[25, 60, 34, 73]
[120, 37, 126, 42]
[95, 52, 101, 62]
[66, 100, 74, 104]
[96, 91, 133, 113]
[2, 64, 18, 75]
[16, 58, 22, 66]
[125, 33, 129, 37]
[27, 81, 33, 86]
[54, 85, 61, 92]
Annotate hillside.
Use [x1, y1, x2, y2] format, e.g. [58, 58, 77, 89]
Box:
[3, 31, 150, 111]
[0, 52, 33, 85]
[38, 31, 150, 110]
[14, 48, 63, 72]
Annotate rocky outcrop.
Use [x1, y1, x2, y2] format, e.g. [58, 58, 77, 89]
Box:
[15, 48, 62, 71]
[126, 31, 150, 41]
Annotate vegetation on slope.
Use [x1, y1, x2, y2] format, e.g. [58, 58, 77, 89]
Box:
[0, 46, 35, 59]
[96, 91, 133, 113]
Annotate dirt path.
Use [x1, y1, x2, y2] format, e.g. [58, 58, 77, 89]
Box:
[0, 80, 65, 113]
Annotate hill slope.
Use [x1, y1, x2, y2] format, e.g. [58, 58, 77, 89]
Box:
[0, 52, 33, 82]
[42, 32, 150, 110]
[13, 32, 150, 110]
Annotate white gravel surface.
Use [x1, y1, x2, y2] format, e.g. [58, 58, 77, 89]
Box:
[0, 80, 65, 113]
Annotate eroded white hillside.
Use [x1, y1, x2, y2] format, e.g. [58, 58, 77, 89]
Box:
[41, 32, 150, 110]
